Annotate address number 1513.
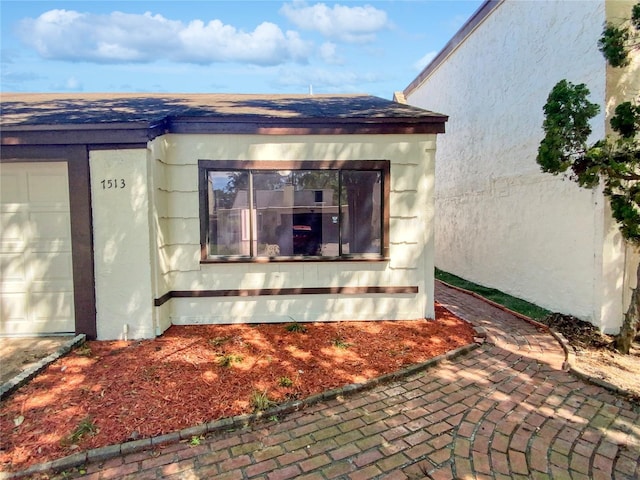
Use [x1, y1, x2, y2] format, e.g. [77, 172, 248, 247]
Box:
[101, 179, 126, 189]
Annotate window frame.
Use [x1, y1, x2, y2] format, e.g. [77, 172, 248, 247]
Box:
[198, 159, 390, 263]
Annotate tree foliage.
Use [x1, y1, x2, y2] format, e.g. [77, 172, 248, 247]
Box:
[597, 2, 640, 67]
[536, 2, 640, 353]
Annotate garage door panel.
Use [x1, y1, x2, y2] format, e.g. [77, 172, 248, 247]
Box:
[0, 171, 27, 203]
[0, 252, 25, 282]
[28, 171, 69, 204]
[31, 291, 74, 321]
[0, 162, 75, 335]
[29, 252, 73, 281]
[0, 292, 27, 323]
[1, 211, 27, 246]
[2, 318, 72, 335]
[29, 211, 72, 242]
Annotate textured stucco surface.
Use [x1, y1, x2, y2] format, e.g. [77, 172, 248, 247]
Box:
[405, 0, 634, 332]
[90, 149, 155, 340]
[148, 133, 436, 327]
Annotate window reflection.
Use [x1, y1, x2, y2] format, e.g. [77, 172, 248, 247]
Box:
[207, 168, 382, 258]
[208, 171, 250, 256]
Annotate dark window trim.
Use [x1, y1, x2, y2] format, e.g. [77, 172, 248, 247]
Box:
[198, 159, 390, 263]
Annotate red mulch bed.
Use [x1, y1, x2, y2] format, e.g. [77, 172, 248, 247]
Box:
[0, 304, 474, 472]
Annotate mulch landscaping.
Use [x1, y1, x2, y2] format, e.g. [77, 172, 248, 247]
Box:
[0, 304, 475, 473]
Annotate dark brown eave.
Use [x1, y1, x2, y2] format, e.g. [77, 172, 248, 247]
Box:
[1, 117, 446, 147]
[404, 0, 500, 97]
[165, 116, 446, 136]
[1, 122, 156, 147]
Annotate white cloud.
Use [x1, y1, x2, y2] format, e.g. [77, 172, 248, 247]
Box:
[318, 42, 343, 64]
[413, 50, 437, 71]
[65, 76, 82, 90]
[280, 1, 389, 43]
[49, 75, 84, 92]
[17, 9, 313, 66]
[274, 66, 383, 93]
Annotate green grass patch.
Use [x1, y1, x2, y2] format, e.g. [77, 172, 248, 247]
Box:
[435, 268, 551, 319]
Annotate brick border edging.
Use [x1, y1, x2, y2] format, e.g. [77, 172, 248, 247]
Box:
[0, 334, 86, 401]
[436, 279, 640, 401]
[2, 336, 483, 480]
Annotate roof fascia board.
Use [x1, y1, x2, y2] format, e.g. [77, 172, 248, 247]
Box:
[1, 125, 152, 147]
[403, 0, 503, 98]
[163, 118, 446, 136]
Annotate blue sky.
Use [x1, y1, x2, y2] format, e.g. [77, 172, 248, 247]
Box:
[1, 0, 484, 98]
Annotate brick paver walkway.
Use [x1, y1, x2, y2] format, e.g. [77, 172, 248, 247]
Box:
[51, 282, 640, 479]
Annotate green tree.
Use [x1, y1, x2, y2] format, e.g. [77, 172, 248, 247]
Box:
[536, 2, 640, 353]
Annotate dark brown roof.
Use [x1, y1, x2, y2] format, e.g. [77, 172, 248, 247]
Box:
[2, 93, 446, 125]
[1, 93, 447, 146]
[1, 93, 447, 148]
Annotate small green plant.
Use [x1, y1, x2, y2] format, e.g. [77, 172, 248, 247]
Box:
[388, 344, 411, 357]
[74, 344, 92, 357]
[250, 390, 276, 411]
[278, 376, 294, 387]
[269, 415, 279, 423]
[189, 435, 202, 446]
[63, 417, 97, 445]
[285, 322, 307, 333]
[216, 353, 243, 367]
[332, 336, 352, 349]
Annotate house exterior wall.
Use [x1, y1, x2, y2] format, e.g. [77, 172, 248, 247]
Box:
[148, 133, 436, 328]
[405, 0, 633, 332]
[604, 0, 640, 327]
[90, 149, 156, 339]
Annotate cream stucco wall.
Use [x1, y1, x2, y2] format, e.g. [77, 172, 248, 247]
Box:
[604, 0, 640, 327]
[90, 149, 156, 339]
[148, 133, 436, 327]
[405, 0, 633, 332]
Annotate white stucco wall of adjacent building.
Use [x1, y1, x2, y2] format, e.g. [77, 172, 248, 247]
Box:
[405, 0, 633, 332]
[148, 133, 436, 327]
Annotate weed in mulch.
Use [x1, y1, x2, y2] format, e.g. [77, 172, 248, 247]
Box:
[285, 322, 307, 333]
[250, 390, 276, 412]
[389, 344, 412, 357]
[216, 353, 244, 367]
[209, 336, 232, 348]
[73, 345, 92, 357]
[61, 417, 97, 446]
[278, 376, 294, 387]
[332, 336, 352, 349]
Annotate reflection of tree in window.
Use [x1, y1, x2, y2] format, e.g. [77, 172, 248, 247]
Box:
[208, 171, 249, 255]
[205, 167, 383, 258]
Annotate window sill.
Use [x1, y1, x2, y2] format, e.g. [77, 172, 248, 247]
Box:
[200, 255, 390, 264]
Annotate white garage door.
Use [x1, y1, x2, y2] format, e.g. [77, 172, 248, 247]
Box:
[0, 162, 75, 335]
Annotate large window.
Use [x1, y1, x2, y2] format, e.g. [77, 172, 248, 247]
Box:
[199, 160, 389, 261]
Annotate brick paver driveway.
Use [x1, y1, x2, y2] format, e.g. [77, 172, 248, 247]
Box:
[54, 282, 640, 479]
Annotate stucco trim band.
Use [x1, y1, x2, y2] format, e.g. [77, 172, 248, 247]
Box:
[154, 285, 419, 307]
